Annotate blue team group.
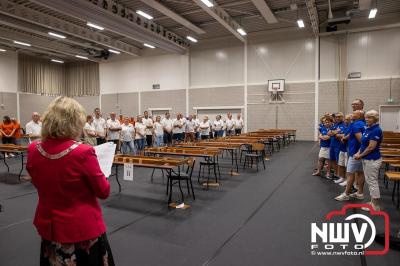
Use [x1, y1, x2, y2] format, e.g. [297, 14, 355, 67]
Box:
[312, 99, 383, 211]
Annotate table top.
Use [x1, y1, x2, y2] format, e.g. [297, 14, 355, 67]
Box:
[385, 171, 400, 180]
[145, 147, 221, 157]
[177, 142, 242, 149]
[114, 155, 188, 169]
[0, 144, 28, 152]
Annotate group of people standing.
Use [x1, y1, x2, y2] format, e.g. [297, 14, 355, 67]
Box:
[82, 108, 244, 155]
[0, 112, 42, 157]
[313, 99, 384, 211]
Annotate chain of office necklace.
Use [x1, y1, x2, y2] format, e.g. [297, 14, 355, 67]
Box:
[36, 141, 80, 160]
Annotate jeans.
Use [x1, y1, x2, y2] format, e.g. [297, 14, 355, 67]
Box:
[214, 130, 224, 138]
[135, 139, 145, 151]
[121, 140, 135, 154]
[154, 135, 163, 147]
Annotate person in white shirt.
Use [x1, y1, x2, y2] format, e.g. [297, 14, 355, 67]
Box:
[199, 116, 211, 140]
[120, 117, 135, 154]
[225, 113, 235, 136]
[142, 111, 154, 147]
[213, 115, 225, 138]
[193, 114, 200, 140]
[83, 115, 97, 146]
[25, 112, 42, 142]
[93, 108, 106, 145]
[162, 112, 173, 146]
[185, 115, 196, 142]
[172, 113, 184, 143]
[234, 113, 244, 135]
[135, 115, 146, 154]
[106, 112, 122, 146]
[153, 116, 164, 147]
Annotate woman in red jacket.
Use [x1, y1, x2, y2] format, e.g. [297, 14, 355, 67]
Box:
[26, 97, 114, 266]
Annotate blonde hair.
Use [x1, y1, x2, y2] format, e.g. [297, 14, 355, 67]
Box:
[41, 97, 86, 140]
[365, 109, 379, 122]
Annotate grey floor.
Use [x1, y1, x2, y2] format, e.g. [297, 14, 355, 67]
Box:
[0, 141, 399, 266]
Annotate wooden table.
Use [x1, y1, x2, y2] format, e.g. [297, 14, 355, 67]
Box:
[385, 171, 400, 208]
[113, 155, 189, 205]
[176, 142, 241, 174]
[0, 144, 28, 180]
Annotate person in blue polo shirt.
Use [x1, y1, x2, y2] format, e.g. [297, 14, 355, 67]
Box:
[335, 114, 352, 186]
[313, 116, 333, 177]
[328, 113, 346, 180]
[335, 110, 366, 201]
[354, 110, 383, 211]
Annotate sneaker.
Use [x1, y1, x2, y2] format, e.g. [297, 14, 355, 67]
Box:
[334, 177, 344, 184]
[4, 154, 8, 158]
[361, 202, 381, 212]
[326, 175, 333, 180]
[335, 193, 350, 201]
[339, 180, 347, 186]
[9, 153, 15, 157]
[349, 192, 364, 200]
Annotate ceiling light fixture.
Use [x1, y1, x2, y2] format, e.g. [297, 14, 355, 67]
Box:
[136, 10, 153, 20]
[200, 0, 214, 7]
[51, 59, 64, 63]
[48, 32, 66, 39]
[237, 28, 247, 36]
[186, 36, 198, 43]
[108, 49, 121, 54]
[75, 55, 88, 59]
[369, 8, 377, 19]
[144, 43, 155, 49]
[86, 22, 104, 30]
[13, 40, 31, 46]
[297, 19, 305, 28]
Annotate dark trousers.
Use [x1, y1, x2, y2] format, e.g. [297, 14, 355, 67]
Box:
[146, 135, 153, 146]
[201, 135, 210, 140]
[235, 129, 242, 135]
[2, 137, 14, 144]
[96, 137, 106, 145]
[164, 131, 172, 145]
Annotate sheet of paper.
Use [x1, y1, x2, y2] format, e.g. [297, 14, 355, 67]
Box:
[123, 163, 134, 181]
[94, 142, 116, 178]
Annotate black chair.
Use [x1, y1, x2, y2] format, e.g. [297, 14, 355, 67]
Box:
[243, 143, 266, 172]
[198, 157, 219, 189]
[239, 144, 252, 163]
[167, 158, 196, 200]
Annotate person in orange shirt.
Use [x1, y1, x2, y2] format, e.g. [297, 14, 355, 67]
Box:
[11, 118, 22, 145]
[0, 116, 17, 157]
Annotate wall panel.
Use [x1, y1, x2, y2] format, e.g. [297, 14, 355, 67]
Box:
[19, 93, 55, 126]
[0, 92, 17, 121]
[74, 95, 99, 115]
[319, 81, 339, 118]
[141, 89, 185, 115]
[101, 93, 139, 118]
[0, 51, 18, 93]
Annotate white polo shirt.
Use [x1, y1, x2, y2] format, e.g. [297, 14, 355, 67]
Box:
[172, 118, 184, 134]
[234, 118, 244, 129]
[225, 118, 235, 131]
[25, 120, 42, 136]
[185, 120, 196, 133]
[154, 122, 164, 136]
[120, 123, 135, 142]
[213, 120, 224, 131]
[93, 116, 106, 137]
[106, 119, 121, 140]
[200, 121, 211, 136]
[142, 117, 154, 136]
[162, 118, 173, 133]
[135, 122, 146, 139]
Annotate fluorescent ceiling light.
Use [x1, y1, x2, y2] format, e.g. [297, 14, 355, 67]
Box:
[48, 32, 66, 39]
[237, 28, 247, 36]
[136, 10, 153, 20]
[13, 40, 31, 46]
[200, 0, 214, 7]
[186, 36, 198, 43]
[51, 59, 64, 63]
[369, 8, 377, 19]
[0, 49, 6, 52]
[108, 49, 121, 54]
[144, 43, 155, 49]
[297, 19, 305, 28]
[86, 22, 104, 30]
[75, 55, 88, 59]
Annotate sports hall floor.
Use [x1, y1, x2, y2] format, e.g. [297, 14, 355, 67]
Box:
[0, 141, 399, 266]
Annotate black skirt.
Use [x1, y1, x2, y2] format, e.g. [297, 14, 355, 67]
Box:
[40, 233, 115, 266]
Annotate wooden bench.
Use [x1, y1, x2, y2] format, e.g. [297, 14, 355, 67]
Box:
[385, 171, 400, 209]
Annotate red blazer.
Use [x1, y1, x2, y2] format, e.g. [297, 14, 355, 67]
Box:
[27, 138, 110, 243]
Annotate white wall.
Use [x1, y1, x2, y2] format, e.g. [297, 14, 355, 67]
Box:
[190, 45, 244, 88]
[248, 37, 315, 83]
[320, 36, 339, 81]
[0, 51, 18, 92]
[99, 53, 188, 94]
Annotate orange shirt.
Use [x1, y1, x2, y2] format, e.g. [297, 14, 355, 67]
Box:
[12, 122, 21, 138]
[0, 122, 16, 136]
